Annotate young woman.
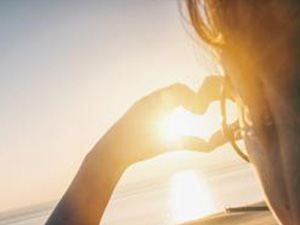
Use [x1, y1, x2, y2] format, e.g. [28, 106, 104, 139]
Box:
[46, 1, 300, 224]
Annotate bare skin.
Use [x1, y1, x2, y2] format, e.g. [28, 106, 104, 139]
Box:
[45, 79, 227, 225]
[219, 5, 300, 223]
[47, 2, 300, 224]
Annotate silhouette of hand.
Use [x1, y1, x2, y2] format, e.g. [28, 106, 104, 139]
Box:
[95, 76, 229, 166]
[46, 77, 231, 225]
[96, 84, 205, 166]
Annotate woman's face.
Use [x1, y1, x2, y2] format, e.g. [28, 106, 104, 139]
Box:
[219, 4, 300, 224]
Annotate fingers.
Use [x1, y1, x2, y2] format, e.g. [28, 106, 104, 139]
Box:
[156, 83, 197, 110]
[159, 78, 224, 114]
[192, 76, 224, 114]
[167, 128, 229, 153]
[181, 136, 213, 152]
[207, 129, 227, 150]
[138, 76, 227, 115]
[156, 76, 225, 115]
[207, 121, 240, 150]
[138, 83, 197, 114]
[166, 136, 214, 153]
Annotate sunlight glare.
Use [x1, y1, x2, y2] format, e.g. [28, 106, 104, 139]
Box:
[169, 170, 214, 224]
[161, 107, 214, 143]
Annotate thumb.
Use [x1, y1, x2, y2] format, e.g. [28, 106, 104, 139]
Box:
[167, 136, 213, 153]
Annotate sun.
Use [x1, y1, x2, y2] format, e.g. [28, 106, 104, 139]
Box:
[160, 107, 214, 144]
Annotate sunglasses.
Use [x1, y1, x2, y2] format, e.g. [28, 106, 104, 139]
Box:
[220, 75, 275, 163]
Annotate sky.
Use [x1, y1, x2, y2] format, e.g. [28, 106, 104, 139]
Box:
[0, 0, 224, 212]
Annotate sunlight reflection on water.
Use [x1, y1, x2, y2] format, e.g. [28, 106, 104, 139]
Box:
[169, 170, 214, 224]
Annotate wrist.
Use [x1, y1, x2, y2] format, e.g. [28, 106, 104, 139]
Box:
[64, 141, 128, 215]
[87, 136, 130, 175]
[47, 135, 130, 225]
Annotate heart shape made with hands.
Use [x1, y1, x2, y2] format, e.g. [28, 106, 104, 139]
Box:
[160, 101, 237, 151]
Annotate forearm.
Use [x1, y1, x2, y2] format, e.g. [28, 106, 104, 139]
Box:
[45, 83, 208, 225]
[46, 139, 127, 225]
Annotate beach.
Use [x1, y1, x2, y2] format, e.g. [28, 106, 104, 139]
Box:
[0, 146, 267, 225]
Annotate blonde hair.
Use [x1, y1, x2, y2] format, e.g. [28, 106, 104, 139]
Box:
[184, 1, 300, 50]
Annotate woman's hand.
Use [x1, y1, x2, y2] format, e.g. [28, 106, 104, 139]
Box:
[46, 77, 228, 225]
[95, 83, 212, 168]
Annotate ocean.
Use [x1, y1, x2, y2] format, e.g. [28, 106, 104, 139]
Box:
[0, 148, 264, 225]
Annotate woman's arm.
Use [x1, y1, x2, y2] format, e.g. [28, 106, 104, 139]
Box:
[46, 79, 224, 225]
[45, 138, 128, 225]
